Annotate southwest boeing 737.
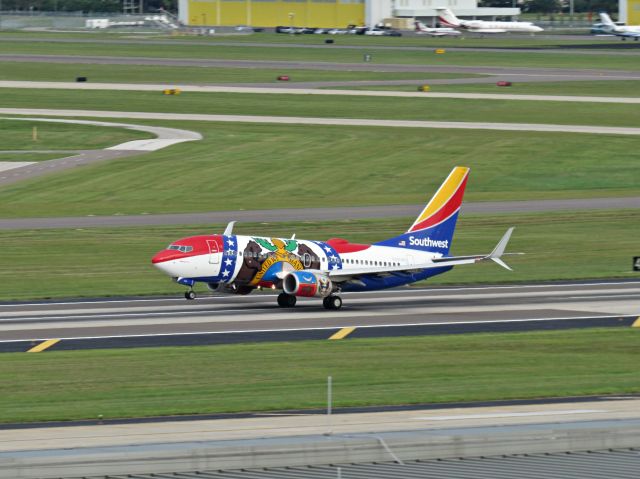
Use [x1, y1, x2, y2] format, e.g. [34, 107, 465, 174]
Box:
[152, 167, 514, 310]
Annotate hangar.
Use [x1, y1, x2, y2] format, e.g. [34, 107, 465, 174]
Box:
[620, 0, 640, 23]
[177, 0, 519, 29]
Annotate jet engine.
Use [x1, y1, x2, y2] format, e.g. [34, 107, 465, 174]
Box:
[283, 271, 333, 297]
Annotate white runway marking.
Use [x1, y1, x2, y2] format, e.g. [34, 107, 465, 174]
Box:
[0, 161, 34, 172]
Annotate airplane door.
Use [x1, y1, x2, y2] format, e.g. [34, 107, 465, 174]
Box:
[207, 240, 220, 264]
[303, 253, 312, 268]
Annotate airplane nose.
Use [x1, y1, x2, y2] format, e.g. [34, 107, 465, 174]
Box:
[152, 250, 180, 265]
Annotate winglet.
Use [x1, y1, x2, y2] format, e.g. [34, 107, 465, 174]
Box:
[223, 221, 236, 236]
[487, 227, 514, 271]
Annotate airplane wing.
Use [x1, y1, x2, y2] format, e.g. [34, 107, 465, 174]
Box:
[617, 30, 640, 37]
[328, 227, 515, 283]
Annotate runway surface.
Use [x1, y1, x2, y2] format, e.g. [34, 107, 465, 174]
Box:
[2, 281, 638, 352]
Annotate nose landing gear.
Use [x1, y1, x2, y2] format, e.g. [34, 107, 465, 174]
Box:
[184, 290, 196, 300]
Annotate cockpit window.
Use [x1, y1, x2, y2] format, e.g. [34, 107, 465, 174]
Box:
[168, 244, 193, 253]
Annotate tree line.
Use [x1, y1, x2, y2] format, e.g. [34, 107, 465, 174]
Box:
[480, 0, 618, 15]
[1, 0, 177, 13]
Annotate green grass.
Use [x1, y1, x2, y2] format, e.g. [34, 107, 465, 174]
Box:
[1, 328, 639, 423]
[0, 210, 636, 301]
[3, 89, 640, 129]
[0, 61, 482, 84]
[0, 36, 639, 70]
[0, 122, 638, 218]
[0, 118, 153, 150]
[339, 80, 640, 97]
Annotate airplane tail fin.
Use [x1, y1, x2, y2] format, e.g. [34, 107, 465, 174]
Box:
[374, 166, 469, 255]
[599, 12, 615, 26]
[415, 21, 426, 31]
[436, 7, 461, 27]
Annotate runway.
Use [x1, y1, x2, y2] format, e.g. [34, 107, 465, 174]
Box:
[1, 281, 638, 352]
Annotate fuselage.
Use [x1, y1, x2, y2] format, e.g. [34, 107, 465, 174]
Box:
[152, 234, 450, 292]
[460, 20, 542, 33]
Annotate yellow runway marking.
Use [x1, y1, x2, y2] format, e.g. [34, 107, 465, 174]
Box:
[632, 317, 640, 328]
[27, 339, 60, 353]
[329, 327, 356, 340]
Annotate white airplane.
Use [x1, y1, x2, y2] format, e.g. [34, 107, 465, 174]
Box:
[598, 12, 640, 40]
[152, 167, 515, 310]
[414, 20, 461, 36]
[436, 7, 543, 34]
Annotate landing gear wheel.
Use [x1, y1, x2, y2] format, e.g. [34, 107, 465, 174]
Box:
[185, 290, 196, 300]
[323, 295, 342, 310]
[277, 292, 297, 308]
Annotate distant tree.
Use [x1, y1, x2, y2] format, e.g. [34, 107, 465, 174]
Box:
[5, 0, 177, 12]
[572, 0, 617, 14]
[523, 0, 561, 13]
[478, 0, 514, 7]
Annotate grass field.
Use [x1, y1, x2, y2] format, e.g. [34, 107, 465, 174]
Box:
[0, 37, 638, 71]
[0, 121, 637, 218]
[3, 89, 640, 128]
[0, 61, 482, 84]
[0, 118, 152, 150]
[1, 328, 639, 423]
[0, 210, 636, 301]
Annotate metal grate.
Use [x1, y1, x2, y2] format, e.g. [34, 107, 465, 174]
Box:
[63, 448, 640, 479]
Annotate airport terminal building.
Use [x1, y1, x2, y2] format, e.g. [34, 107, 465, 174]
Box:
[177, 0, 519, 29]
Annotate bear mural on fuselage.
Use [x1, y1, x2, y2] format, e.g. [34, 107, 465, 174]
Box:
[211, 235, 344, 290]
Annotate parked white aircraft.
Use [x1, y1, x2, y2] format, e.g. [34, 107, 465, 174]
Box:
[414, 20, 461, 36]
[436, 8, 543, 34]
[599, 12, 640, 40]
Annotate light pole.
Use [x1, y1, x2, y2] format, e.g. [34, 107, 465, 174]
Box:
[288, 12, 294, 34]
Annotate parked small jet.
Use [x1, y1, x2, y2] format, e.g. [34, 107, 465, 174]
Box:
[598, 12, 640, 40]
[415, 20, 461, 36]
[436, 7, 543, 34]
[152, 167, 515, 310]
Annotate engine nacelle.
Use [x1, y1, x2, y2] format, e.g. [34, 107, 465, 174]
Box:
[283, 271, 332, 298]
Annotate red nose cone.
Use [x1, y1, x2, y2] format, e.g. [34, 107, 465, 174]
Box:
[152, 250, 181, 264]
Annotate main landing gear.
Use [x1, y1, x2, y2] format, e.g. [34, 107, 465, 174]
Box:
[277, 293, 343, 310]
[277, 292, 297, 308]
[323, 295, 343, 310]
[184, 290, 196, 300]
